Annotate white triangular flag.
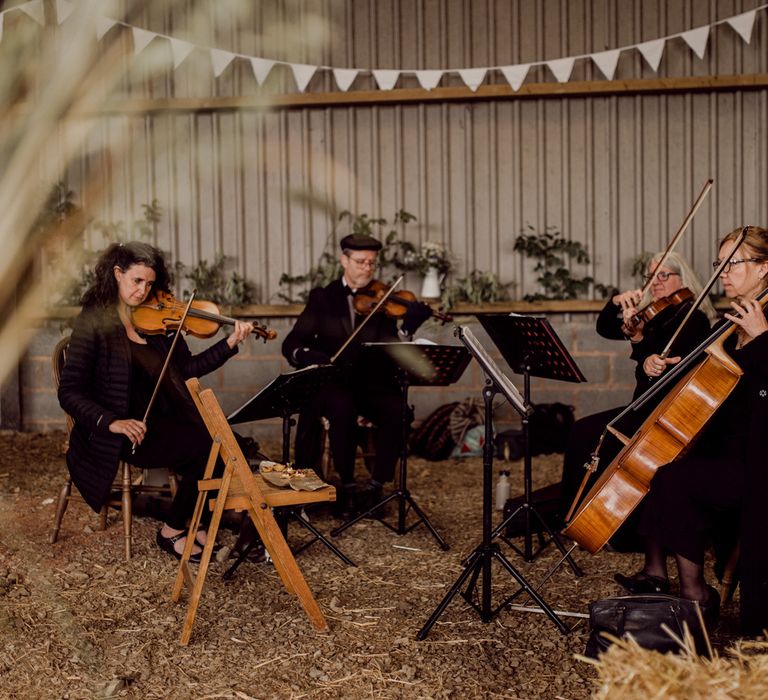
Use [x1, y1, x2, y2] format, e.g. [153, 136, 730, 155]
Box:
[250, 57, 275, 85]
[681, 26, 709, 60]
[591, 49, 620, 80]
[372, 69, 400, 91]
[210, 48, 235, 77]
[458, 68, 487, 91]
[500, 64, 530, 91]
[55, 0, 74, 24]
[169, 38, 194, 69]
[547, 57, 575, 83]
[415, 70, 443, 90]
[637, 38, 665, 71]
[727, 10, 756, 44]
[19, 0, 44, 25]
[333, 68, 358, 91]
[96, 16, 118, 40]
[291, 63, 317, 92]
[132, 27, 156, 56]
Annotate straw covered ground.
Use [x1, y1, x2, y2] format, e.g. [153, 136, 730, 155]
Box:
[0, 431, 758, 699]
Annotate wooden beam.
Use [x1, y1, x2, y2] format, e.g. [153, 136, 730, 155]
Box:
[83, 73, 768, 115]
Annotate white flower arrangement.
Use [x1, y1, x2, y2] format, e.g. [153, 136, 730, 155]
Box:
[387, 239, 453, 275]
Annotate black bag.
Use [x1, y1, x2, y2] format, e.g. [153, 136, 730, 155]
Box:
[494, 402, 575, 460]
[585, 594, 710, 659]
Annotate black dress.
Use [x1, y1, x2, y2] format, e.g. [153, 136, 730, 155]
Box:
[559, 298, 711, 543]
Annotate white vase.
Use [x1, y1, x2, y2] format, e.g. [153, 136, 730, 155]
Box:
[420, 266, 442, 299]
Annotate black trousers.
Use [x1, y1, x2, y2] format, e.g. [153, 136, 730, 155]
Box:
[121, 416, 213, 531]
[294, 378, 403, 484]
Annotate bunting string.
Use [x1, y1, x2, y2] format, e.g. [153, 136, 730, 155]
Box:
[4, 0, 767, 95]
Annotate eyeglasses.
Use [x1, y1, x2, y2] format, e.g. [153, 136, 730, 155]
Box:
[712, 258, 759, 274]
[345, 254, 378, 269]
[642, 271, 680, 284]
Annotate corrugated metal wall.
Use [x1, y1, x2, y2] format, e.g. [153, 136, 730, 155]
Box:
[66, 0, 768, 300]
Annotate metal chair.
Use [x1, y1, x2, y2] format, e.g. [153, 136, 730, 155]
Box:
[48, 335, 176, 559]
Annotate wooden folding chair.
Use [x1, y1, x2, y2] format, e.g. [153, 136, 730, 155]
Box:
[172, 378, 332, 645]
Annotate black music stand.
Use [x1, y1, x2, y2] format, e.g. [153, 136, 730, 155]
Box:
[478, 314, 584, 575]
[417, 326, 569, 640]
[224, 364, 355, 575]
[330, 343, 471, 550]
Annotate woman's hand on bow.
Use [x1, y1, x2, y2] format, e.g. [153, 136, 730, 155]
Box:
[109, 419, 147, 445]
[643, 353, 681, 378]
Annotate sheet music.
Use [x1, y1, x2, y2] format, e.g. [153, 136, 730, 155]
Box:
[456, 326, 530, 416]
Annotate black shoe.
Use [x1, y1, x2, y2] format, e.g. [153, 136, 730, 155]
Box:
[156, 530, 202, 563]
[614, 571, 670, 594]
[696, 584, 721, 625]
[357, 480, 383, 514]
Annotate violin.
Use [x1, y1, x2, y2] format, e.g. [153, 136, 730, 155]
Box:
[132, 290, 277, 342]
[352, 279, 452, 323]
[622, 288, 694, 336]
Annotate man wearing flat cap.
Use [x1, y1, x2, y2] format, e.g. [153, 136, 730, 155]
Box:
[282, 233, 432, 515]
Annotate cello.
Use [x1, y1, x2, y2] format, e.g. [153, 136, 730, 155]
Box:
[563, 228, 763, 554]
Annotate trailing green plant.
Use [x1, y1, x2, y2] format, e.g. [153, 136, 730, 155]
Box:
[277, 208, 419, 302]
[176, 253, 255, 305]
[513, 226, 609, 301]
[442, 270, 512, 308]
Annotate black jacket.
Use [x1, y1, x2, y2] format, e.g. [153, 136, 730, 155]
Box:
[58, 305, 237, 512]
[596, 298, 712, 399]
[282, 278, 400, 367]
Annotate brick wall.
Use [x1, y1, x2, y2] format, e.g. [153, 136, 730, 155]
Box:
[15, 314, 637, 440]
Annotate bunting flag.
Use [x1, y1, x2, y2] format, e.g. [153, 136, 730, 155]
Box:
[415, 69, 443, 90]
[55, 0, 75, 25]
[169, 38, 194, 69]
[132, 27, 156, 56]
[727, 10, 757, 44]
[591, 49, 620, 80]
[500, 64, 530, 91]
[32, 2, 768, 95]
[19, 0, 44, 25]
[291, 63, 317, 92]
[458, 68, 487, 92]
[547, 57, 575, 83]
[372, 69, 399, 91]
[250, 58, 275, 85]
[210, 48, 235, 77]
[333, 68, 358, 91]
[681, 26, 710, 60]
[637, 38, 665, 71]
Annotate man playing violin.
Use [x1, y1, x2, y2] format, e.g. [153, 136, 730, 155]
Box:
[615, 225, 768, 633]
[560, 251, 715, 547]
[282, 233, 432, 515]
[58, 241, 254, 561]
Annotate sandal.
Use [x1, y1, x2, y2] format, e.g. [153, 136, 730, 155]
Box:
[195, 532, 222, 556]
[156, 530, 202, 563]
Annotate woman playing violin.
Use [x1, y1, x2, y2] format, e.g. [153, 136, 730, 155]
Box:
[58, 242, 254, 560]
[560, 251, 715, 544]
[615, 226, 768, 631]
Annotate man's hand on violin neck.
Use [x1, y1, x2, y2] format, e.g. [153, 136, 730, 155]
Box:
[226, 320, 254, 349]
[109, 419, 147, 445]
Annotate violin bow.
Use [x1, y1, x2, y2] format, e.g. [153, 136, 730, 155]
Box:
[637, 178, 713, 300]
[658, 226, 748, 360]
[131, 290, 197, 454]
[330, 275, 403, 364]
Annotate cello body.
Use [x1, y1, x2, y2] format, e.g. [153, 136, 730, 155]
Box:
[563, 330, 743, 554]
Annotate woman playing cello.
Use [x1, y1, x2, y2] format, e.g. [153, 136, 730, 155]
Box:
[559, 251, 716, 544]
[615, 226, 768, 630]
[58, 242, 255, 560]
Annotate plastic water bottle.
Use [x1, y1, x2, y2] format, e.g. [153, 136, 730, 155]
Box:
[495, 470, 510, 510]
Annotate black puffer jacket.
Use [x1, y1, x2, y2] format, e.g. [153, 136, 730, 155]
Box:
[58, 305, 237, 512]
